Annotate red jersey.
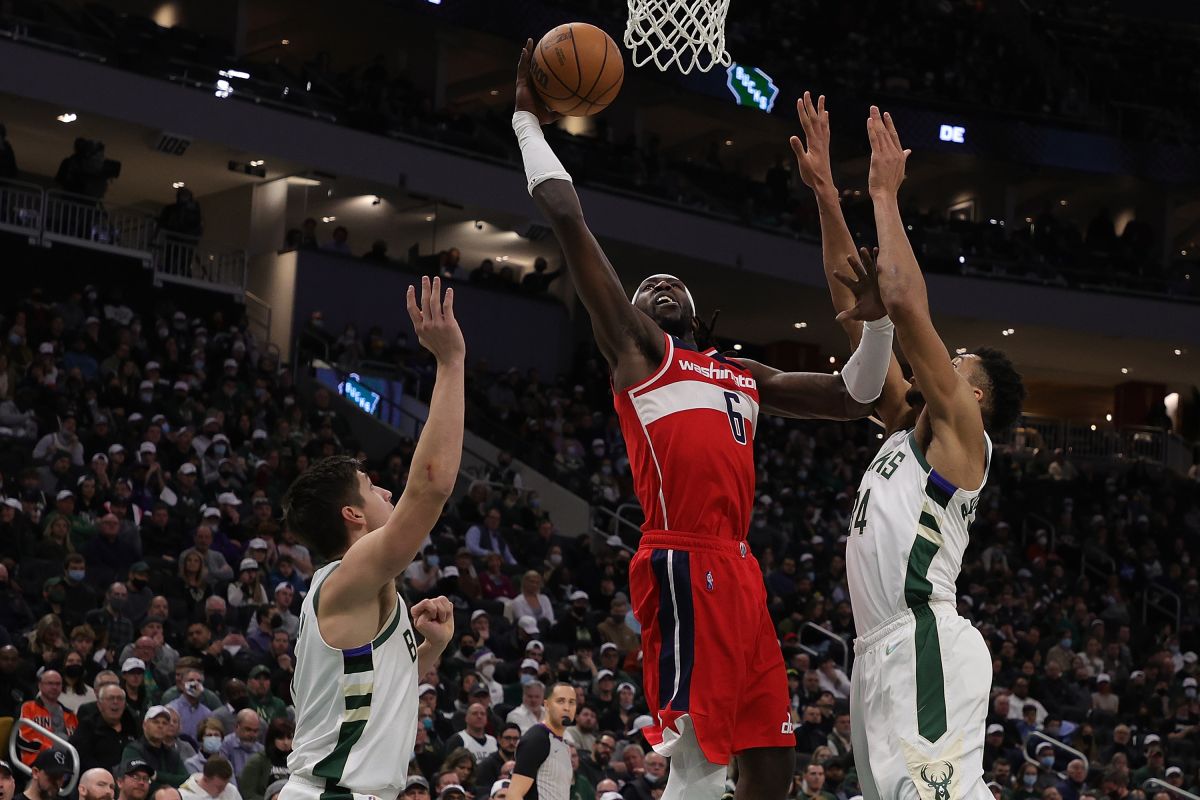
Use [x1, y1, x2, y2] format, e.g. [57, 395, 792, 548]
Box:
[614, 333, 759, 540]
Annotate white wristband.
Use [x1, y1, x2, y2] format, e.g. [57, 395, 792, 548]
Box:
[512, 111, 573, 196]
[841, 316, 894, 404]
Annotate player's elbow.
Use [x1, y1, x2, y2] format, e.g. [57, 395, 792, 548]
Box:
[407, 462, 458, 502]
[879, 289, 923, 325]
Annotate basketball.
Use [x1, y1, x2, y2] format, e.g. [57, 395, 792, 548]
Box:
[531, 22, 625, 116]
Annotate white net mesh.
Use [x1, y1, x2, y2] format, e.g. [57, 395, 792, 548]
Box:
[624, 0, 731, 75]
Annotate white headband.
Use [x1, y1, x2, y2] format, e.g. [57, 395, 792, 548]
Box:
[631, 274, 696, 313]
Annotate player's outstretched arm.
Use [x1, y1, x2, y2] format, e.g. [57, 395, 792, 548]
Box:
[793, 91, 912, 432]
[323, 277, 465, 617]
[513, 39, 662, 376]
[866, 107, 985, 482]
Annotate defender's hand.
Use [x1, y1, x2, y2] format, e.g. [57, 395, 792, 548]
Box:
[867, 106, 910, 199]
[790, 92, 836, 199]
[834, 247, 888, 323]
[516, 39, 562, 126]
[406, 276, 465, 364]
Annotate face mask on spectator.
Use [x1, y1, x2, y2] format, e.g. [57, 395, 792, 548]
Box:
[140, 392, 154, 403]
[644, 774, 660, 786]
[185, 680, 203, 698]
[480, 664, 496, 680]
[1024, 775, 1038, 788]
[1060, 638, 1071, 649]
[203, 735, 222, 754]
[109, 596, 126, 610]
[224, 644, 242, 656]
[1041, 757, 1055, 769]
[1187, 688, 1197, 699]
[520, 674, 535, 686]
[63, 664, 84, 679]
[213, 444, 227, 457]
[460, 645, 475, 658]
[68, 569, 86, 583]
[549, 554, 563, 567]
[130, 578, 147, 590]
[426, 555, 440, 568]
[8, 333, 22, 346]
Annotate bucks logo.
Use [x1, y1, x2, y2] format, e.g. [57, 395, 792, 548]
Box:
[920, 761, 954, 800]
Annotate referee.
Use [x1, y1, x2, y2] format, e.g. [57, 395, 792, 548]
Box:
[506, 682, 577, 800]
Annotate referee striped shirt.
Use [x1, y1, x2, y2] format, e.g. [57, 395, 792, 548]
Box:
[512, 723, 572, 800]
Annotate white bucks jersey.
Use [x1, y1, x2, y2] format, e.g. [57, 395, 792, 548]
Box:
[287, 562, 419, 800]
[846, 429, 991, 634]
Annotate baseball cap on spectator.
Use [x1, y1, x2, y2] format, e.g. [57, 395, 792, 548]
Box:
[517, 616, 539, 635]
[120, 759, 155, 779]
[442, 566, 459, 578]
[617, 682, 636, 695]
[139, 442, 156, 455]
[600, 794, 624, 800]
[32, 748, 70, 776]
[144, 705, 171, 721]
[224, 358, 238, 369]
[239, 558, 259, 572]
[178, 463, 197, 476]
[38, 342, 54, 355]
[1184, 677, 1197, 689]
[569, 590, 589, 602]
[202, 417, 219, 428]
[1036, 742, 1054, 753]
[404, 776, 430, 791]
[274, 583, 292, 596]
[248, 665, 271, 679]
[212, 433, 230, 444]
[490, 780, 511, 798]
[519, 659, 539, 673]
[129, 562, 149, 575]
[438, 787, 466, 800]
[218, 492, 241, 506]
[201, 506, 220, 519]
[1184, 652, 1198, 665]
[1144, 734, 1161, 747]
[1166, 767, 1182, 778]
[55, 490, 73, 502]
[253, 497, 272, 507]
[248, 538, 269, 550]
[600, 643, 618, 654]
[0, 759, 11, 776]
[138, 380, 154, 392]
[128, 413, 144, 424]
[525, 640, 543, 653]
[986, 724, 1004, 736]
[1096, 673, 1110, 685]
[476, 651, 498, 666]
[1130, 670, 1145, 679]
[625, 715, 653, 737]
[417, 684, 436, 698]
[145, 361, 160, 372]
[3, 498, 21, 511]
[173, 380, 189, 392]
[471, 610, 488, 622]
[597, 669, 615, 681]
[85, 315, 99, 326]
[470, 684, 490, 698]
[252, 429, 269, 440]
[108, 443, 125, 456]
[800, 553, 814, 562]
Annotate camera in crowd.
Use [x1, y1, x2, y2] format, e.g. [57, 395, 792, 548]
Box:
[54, 137, 122, 199]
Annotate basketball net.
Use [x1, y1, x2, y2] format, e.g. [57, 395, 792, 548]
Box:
[624, 0, 731, 75]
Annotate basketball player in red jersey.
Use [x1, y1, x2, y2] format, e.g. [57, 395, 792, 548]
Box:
[512, 43, 896, 800]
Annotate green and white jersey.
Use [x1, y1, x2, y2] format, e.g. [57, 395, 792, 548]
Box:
[286, 562, 419, 800]
[845, 429, 991, 635]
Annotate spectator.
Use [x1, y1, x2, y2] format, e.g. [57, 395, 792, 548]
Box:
[520, 258, 563, 296]
[596, 597, 637, 655]
[24, 748, 71, 800]
[120, 706, 188, 787]
[166, 669, 214, 742]
[508, 571, 554, 625]
[17, 670, 78, 766]
[320, 226, 351, 255]
[1091, 674, 1119, 714]
[186, 719, 227, 774]
[236, 719, 292, 800]
[158, 189, 203, 238]
[218, 710, 263, 779]
[244, 666, 286, 730]
[78, 767, 116, 800]
[179, 756, 240, 800]
[71, 683, 137, 772]
[59, 649, 96, 712]
[506, 681, 545, 734]
[466, 510, 517, 565]
[1058, 759, 1089, 800]
[620, 750, 665, 800]
[816, 657, 850, 701]
[794, 761, 836, 800]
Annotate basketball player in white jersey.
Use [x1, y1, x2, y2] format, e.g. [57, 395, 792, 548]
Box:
[795, 100, 1026, 800]
[279, 276, 464, 800]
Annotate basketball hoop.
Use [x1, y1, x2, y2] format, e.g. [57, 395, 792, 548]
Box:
[624, 0, 731, 75]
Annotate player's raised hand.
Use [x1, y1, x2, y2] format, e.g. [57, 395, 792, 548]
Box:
[790, 92, 836, 199]
[834, 247, 888, 323]
[411, 596, 455, 651]
[406, 276, 465, 365]
[515, 38, 562, 127]
[867, 106, 910, 199]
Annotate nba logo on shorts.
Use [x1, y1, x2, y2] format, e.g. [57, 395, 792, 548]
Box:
[705, 571, 714, 591]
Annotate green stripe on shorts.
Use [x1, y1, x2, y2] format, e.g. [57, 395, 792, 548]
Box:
[905, 530, 947, 743]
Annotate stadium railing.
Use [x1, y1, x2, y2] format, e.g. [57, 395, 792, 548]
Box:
[43, 189, 156, 264]
[7, 718, 81, 796]
[1143, 779, 1200, 800]
[799, 622, 852, 676]
[0, 177, 45, 242]
[1023, 730, 1089, 779]
[152, 232, 248, 299]
[1003, 415, 1190, 473]
[1141, 583, 1182, 632]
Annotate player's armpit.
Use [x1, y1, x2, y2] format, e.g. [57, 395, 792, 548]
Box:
[531, 180, 663, 373]
[735, 357, 873, 421]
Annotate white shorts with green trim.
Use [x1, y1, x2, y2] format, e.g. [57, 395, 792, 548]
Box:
[278, 773, 394, 800]
[850, 601, 993, 800]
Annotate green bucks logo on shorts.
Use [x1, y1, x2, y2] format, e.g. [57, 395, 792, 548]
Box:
[920, 761, 954, 800]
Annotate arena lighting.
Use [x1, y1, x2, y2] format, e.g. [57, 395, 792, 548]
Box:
[171, 181, 185, 189]
[219, 68, 250, 80]
[1106, 414, 1113, 422]
[285, 176, 321, 186]
[249, 160, 264, 167]
[828, 356, 836, 364]
[426, 0, 442, 4]
[281, 39, 290, 45]
[56, 113, 77, 123]
[793, 322, 806, 329]
[938, 125, 965, 143]
[1120, 368, 1129, 374]
[321, 216, 336, 223]
[1090, 425, 1097, 432]
[214, 80, 233, 99]
[733, 344, 742, 351]
[955, 348, 968, 355]
[425, 215, 435, 222]
[228, 160, 266, 178]
[1174, 349, 1183, 356]
[725, 63, 779, 112]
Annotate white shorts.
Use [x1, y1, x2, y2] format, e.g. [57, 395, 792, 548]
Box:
[278, 773, 394, 800]
[850, 601, 992, 800]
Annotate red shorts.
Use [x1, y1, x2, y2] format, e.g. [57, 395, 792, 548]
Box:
[629, 531, 795, 765]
